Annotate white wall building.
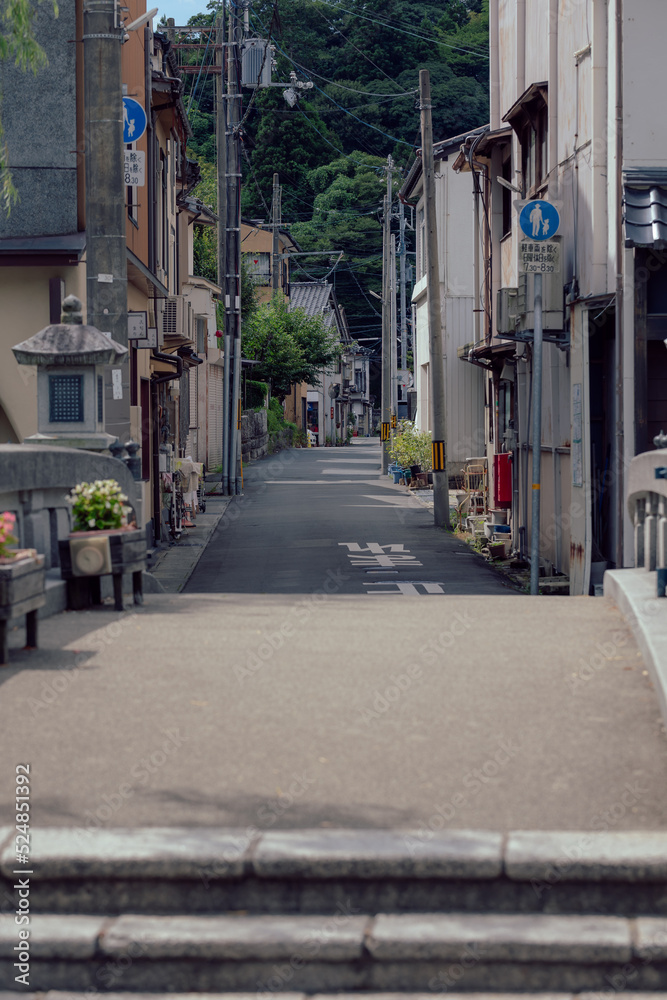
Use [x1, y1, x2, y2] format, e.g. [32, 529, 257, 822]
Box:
[452, 0, 667, 594]
[401, 130, 486, 478]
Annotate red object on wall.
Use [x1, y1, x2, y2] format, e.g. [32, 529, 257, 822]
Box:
[330, 407, 334, 419]
[494, 453, 512, 507]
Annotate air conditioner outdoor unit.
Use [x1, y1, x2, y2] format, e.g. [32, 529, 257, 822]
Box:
[162, 296, 185, 337]
[496, 287, 519, 335]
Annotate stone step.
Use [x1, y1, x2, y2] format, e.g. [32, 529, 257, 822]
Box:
[9, 995, 665, 1000]
[2, 827, 667, 916]
[2, 912, 667, 992]
[8, 995, 667, 1000]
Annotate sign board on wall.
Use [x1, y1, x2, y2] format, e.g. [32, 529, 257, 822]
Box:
[128, 312, 158, 349]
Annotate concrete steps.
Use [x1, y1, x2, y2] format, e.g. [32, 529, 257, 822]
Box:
[2, 828, 667, 991]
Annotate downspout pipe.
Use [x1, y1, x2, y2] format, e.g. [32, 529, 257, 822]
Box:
[490, 0, 500, 131]
[516, 0, 526, 100]
[548, 0, 559, 200]
[151, 349, 183, 384]
[614, 0, 624, 568]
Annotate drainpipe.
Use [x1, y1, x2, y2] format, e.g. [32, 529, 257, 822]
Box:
[516, 0, 526, 100]
[548, 0, 558, 201]
[614, 0, 624, 568]
[490, 0, 500, 132]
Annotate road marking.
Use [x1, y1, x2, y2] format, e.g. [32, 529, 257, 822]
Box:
[340, 542, 423, 569]
[345, 494, 419, 508]
[364, 581, 447, 595]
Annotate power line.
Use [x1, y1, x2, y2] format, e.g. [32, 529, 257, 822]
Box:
[314, 0, 490, 59]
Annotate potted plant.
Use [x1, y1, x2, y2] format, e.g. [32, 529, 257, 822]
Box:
[59, 480, 147, 612]
[0, 512, 45, 665]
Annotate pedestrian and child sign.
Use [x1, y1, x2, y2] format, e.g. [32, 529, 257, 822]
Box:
[519, 200, 560, 241]
[518, 199, 561, 274]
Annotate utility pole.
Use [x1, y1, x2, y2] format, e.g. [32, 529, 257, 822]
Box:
[216, 12, 231, 496]
[381, 153, 393, 471]
[271, 172, 281, 292]
[420, 69, 449, 528]
[399, 198, 407, 407]
[225, 4, 243, 494]
[530, 274, 543, 594]
[390, 233, 397, 418]
[83, 0, 129, 445]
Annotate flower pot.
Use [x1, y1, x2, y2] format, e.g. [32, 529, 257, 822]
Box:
[0, 552, 45, 664]
[59, 527, 147, 612]
[410, 465, 421, 476]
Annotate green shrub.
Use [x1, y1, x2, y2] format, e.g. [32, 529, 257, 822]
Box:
[245, 380, 269, 409]
[389, 421, 432, 470]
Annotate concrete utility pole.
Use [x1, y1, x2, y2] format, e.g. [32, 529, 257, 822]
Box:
[529, 274, 544, 595]
[399, 198, 407, 393]
[272, 172, 282, 292]
[390, 233, 398, 418]
[420, 69, 449, 528]
[216, 12, 231, 496]
[226, 5, 243, 494]
[83, 0, 129, 445]
[380, 160, 392, 471]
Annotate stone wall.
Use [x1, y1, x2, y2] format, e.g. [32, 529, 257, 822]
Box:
[241, 409, 268, 462]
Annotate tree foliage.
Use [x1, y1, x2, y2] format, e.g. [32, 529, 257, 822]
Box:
[242, 296, 342, 401]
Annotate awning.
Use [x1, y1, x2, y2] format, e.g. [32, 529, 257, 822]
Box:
[0, 232, 85, 266]
[624, 169, 667, 249]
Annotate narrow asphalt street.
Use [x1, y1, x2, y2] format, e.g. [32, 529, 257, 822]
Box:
[1, 441, 667, 834]
[187, 439, 513, 597]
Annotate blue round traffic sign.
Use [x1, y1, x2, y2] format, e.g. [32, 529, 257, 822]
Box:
[122, 97, 147, 144]
[519, 200, 560, 241]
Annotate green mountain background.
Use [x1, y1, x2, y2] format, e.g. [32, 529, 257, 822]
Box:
[173, 0, 489, 372]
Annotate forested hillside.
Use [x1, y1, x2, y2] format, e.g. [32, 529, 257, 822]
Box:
[174, 0, 489, 355]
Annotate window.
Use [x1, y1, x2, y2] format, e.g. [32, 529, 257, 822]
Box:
[504, 83, 549, 198]
[520, 106, 548, 195]
[244, 252, 271, 284]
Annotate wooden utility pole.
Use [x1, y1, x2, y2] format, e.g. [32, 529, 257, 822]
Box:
[271, 172, 281, 292]
[420, 69, 449, 528]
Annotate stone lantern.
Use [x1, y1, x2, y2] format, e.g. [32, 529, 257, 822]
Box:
[12, 295, 127, 452]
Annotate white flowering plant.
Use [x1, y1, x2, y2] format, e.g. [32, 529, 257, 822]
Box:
[66, 480, 132, 532]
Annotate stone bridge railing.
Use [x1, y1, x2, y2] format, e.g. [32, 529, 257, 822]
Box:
[628, 448, 667, 597]
[0, 444, 139, 571]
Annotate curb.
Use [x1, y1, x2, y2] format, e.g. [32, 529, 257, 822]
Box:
[2, 826, 667, 882]
[604, 568, 667, 731]
[149, 495, 234, 593]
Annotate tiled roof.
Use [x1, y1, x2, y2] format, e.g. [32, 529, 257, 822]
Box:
[289, 282, 333, 317]
[624, 170, 667, 248]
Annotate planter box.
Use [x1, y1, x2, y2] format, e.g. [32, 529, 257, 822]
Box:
[59, 528, 147, 612]
[0, 554, 45, 665]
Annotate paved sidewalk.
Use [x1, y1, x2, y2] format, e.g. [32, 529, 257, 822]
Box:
[1, 588, 666, 832]
[149, 495, 234, 593]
